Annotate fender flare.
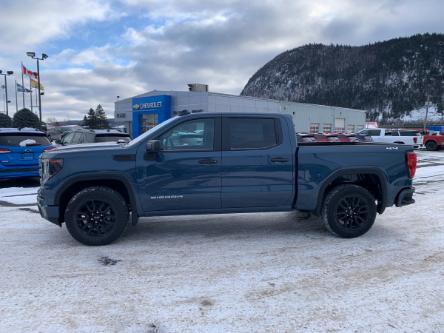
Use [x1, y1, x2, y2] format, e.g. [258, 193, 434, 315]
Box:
[55, 172, 141, 216]
[314, 167, 388, 215]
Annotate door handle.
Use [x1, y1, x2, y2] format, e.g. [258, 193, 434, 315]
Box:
[198, 158, 218, 165]
[270, 157, 289, 163]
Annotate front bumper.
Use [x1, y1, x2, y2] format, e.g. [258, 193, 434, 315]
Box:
[395, 187, 415, 207]
[37, 189, 61, 226]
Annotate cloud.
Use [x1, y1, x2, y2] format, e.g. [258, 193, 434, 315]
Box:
[1, 0, 443, 120]
[0, 0, 113, 54]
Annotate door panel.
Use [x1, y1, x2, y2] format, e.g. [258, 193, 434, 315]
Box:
[221, 117, 294, 209]
[136, 116, 221, 213]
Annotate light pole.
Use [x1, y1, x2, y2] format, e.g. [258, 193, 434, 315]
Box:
[26, 52, 48, 122]
[0, 70, 14, 116]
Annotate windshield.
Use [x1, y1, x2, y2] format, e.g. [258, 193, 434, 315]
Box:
[127, 117, 179, 146]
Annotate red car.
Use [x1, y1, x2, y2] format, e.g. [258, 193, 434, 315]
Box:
[423, 132, 444, 151]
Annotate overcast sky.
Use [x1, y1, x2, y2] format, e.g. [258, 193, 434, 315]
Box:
[0, 0, 443, 120]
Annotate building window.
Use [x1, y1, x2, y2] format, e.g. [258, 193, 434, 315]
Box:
[309, 123, 320, 133]
[335, 118, 345, 133]
[347, 124, 355, 133]
[323, 123, 332, 133]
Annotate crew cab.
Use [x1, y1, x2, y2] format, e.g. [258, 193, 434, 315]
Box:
[357, 128, 422, 148]
[38, 113, 416, 245]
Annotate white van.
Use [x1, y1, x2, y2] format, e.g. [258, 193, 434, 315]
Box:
[357, 128, 422, 148]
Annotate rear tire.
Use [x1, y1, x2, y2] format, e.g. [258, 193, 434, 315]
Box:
[425, 141, 438, 151]
[64, 186, 129, 245]
[322, 184, 376, 238]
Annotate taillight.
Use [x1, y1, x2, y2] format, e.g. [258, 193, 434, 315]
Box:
[0, 148, 11, 154]
[407, 152, 417, 178]
[413, 137, 417, 144]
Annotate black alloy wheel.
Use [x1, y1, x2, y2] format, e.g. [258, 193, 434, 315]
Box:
[76, 200, 116, 236]
[322, 184, 377, 238]
[335, 196, 370, 230]
[65, 186, 129, 245]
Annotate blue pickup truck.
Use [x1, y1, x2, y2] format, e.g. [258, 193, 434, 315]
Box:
[38, 112, 416, 245]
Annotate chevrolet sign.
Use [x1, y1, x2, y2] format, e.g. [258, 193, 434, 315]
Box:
[133, 101, 162, 111]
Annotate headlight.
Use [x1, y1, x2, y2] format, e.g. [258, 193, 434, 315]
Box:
[42, 158, 63, 181]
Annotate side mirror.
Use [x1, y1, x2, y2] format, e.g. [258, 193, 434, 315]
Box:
[146, 140, 161, 152]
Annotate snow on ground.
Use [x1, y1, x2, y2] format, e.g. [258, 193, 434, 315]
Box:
[0, 152, 443, 333]
[0, 187, 38, 205]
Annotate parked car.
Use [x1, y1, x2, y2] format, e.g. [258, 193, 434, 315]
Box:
[47, 125, 82, 142]
[38, 112, 416, 245]
[422, 132, 444, 151]
[356, 128, 422, 148]
[59, 129, 131, 145]
[0, 128, 53, 180]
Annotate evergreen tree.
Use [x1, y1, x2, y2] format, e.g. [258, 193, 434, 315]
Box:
[94, 104, 109, 129]
[12, 108, 41, 129]
[0, 113, 12, 127]
[83, 108, 97, 128]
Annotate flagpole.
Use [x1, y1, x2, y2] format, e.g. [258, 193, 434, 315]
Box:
[29, 77, 33, 111]
[15, 80, 18, 112]
[21, 62, 25, 109]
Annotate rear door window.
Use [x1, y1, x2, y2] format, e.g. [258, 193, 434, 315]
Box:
[0, 133, 50, 146]
[366, 129, 381, 136]
[223, 117, 280, 150]
[399, 131, 418, 136]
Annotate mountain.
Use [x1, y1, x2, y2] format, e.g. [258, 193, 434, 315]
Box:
[241, 33, 444, 120]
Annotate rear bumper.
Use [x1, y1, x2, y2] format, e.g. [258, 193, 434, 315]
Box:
[395, 187, 415, 207]
[37, 193, 61, 226]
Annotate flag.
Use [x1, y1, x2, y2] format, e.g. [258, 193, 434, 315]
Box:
[21, 64, 38, 79]
[16, 82, 31, 93]
[30, 78, 44, 91]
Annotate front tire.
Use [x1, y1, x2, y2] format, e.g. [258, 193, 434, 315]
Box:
[64, 186, 129, 245]
[322, 184, 376, 238]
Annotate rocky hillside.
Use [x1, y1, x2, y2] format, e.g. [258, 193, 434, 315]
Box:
[241, 34, 444, 120]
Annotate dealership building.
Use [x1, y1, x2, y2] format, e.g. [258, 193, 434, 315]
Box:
[114, 84, 366, 137]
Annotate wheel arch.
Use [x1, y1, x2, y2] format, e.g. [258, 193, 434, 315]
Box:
[315, 167, 388, 215]
[425, 139, 438, 144]
[56, 173, 139, 223]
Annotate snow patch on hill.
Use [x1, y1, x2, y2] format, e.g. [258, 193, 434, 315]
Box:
[400, 105, 444, 122]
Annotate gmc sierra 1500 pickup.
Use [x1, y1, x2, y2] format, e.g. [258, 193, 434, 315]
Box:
[38, 112, 416, 245]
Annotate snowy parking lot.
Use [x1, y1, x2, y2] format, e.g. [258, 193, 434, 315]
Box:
[1, 151, 443, 333]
